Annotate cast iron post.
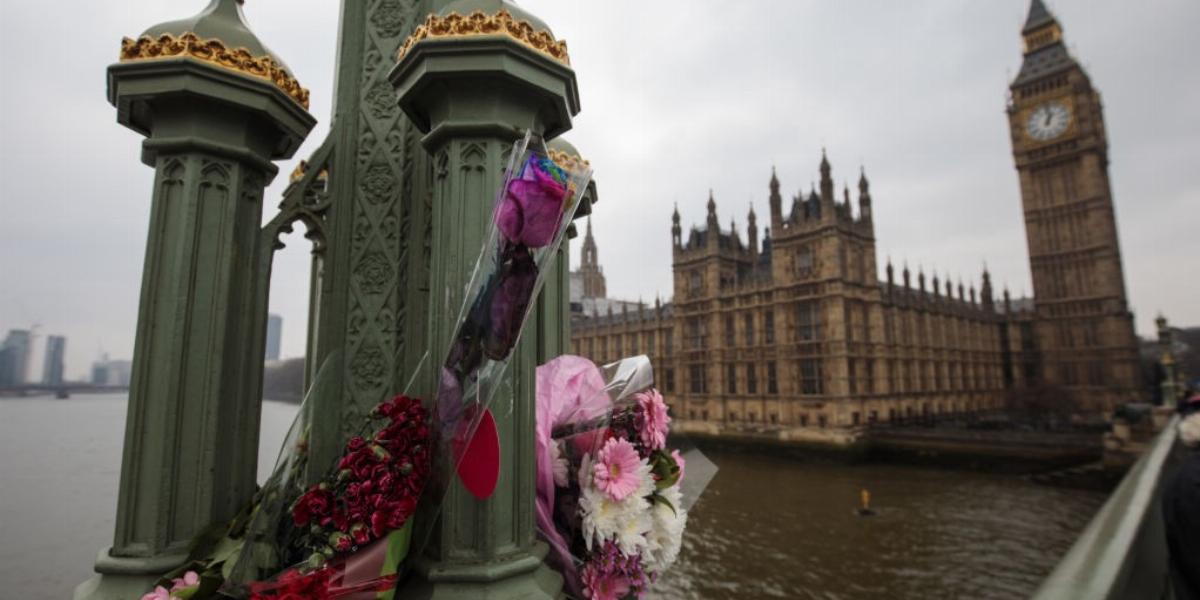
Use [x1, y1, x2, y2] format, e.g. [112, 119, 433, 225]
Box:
[389, 1, 580, 596]
[76, 1, 314, 597]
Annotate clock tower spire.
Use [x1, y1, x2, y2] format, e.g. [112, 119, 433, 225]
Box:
[1007, 0, 1142, 411]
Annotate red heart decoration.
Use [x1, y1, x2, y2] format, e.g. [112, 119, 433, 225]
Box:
[456, 408, 501, 499]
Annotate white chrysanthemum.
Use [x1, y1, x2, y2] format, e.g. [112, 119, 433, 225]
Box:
[579, 451, 657, 553]
[552, 441, 569, 488]
[613, 496, 652, 556]
[643, 484, 688, 574]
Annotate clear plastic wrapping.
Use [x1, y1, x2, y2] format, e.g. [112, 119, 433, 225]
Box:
[535, 355, 717, 599]
[146, 132, 593, 600]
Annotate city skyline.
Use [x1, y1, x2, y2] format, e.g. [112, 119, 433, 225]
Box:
[1, 0, 1196, 375]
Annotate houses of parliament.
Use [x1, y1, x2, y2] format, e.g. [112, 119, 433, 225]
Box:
[568, 0, 1143, 432]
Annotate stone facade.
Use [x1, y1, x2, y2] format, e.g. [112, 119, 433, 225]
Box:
[570, 1, 1143, 432]
[571, 159, 1033, 431]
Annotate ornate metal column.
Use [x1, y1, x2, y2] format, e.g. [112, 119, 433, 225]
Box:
[77, 1, 315, 598]
[1156, 315, 1179, 406]
[389, 1, 580, 596]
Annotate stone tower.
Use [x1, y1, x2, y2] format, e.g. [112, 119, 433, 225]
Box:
[1007, 0, 1141, 409]
[578, 217, 607, 298]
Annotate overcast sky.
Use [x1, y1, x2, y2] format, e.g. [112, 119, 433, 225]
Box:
[1, 1, 1196, 379]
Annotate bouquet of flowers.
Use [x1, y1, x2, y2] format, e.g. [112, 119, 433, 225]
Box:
[143, 133, 594, 600]
[535, 355, 713, 599]
[240, 393, 431, 598]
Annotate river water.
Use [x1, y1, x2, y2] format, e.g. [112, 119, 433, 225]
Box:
[0, 394, 1106, 600]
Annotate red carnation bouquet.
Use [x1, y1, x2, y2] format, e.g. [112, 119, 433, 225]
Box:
[240, 394, 430, 598]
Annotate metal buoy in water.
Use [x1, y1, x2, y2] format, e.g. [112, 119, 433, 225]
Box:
[856, 488, 876, 516]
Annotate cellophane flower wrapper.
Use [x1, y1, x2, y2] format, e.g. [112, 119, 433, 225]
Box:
[206, 353, 432, 600]
[535, 355, 718, 599]
[411, 131, 592, 556]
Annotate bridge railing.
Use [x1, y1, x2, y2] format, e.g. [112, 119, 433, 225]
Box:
[1032, 415, 1181, 600]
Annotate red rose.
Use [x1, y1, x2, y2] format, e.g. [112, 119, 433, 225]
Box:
[347, 436, 366, 451]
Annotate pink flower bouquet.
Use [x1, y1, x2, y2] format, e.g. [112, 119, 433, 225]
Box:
[535, 355, 712, 599]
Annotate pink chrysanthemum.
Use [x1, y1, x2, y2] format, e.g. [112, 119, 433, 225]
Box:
[592, 437, 645, 501]
[635, 389, 670, 450]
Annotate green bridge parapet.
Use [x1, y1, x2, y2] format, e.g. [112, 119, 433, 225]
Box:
[1032, 416, 1181, 600]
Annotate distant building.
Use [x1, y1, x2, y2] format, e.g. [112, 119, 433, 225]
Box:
[91, 356, 132, 387]
[42, 335, 66, 385]
[570, 2, 1143, 431]
[0, 329, 32, 386]
[265, 313, 283, 362]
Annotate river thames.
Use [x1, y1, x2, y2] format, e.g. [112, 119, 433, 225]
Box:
[0, 394, 1106, 599]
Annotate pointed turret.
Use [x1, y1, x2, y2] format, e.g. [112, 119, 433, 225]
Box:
[1003, 286, 1012, 313]
[1023, 0, 1055, 35]
[980, 265, 994, 309]
[819, 149, 834, 212]
[706, 189, 719, 230]
[1014, 0, 1074, 84]
[932, 272, 941, 297]
[885, 258, 895, 288]
[858, 166, 872, 222]
[918, 267, 926, 293]
[902, 262, 911, 288]
[747, 203, 759, 256]
[768, 167, 782, 229]
[945, 274, 953, 297]
[958, 280, 965, 301]
[671, 202, 682, 247]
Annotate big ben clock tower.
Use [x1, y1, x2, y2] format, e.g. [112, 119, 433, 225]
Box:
[1008, 0, 1142, 410]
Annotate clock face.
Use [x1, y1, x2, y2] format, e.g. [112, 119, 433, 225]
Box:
[1025, 101, 1071, 141]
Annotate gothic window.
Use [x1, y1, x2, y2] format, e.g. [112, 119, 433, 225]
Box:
[764, 309, 776, 344]
[646, 333, 655, 355]
[598, 337, 606, 358]
[689, 271, 702, 296]
[629, 333, 638, 355]
[724, 314, 735, 347]
[795, 301, 819, 341]
[744, 313, 755, 345]
[689, 365, 706, 394]
[686, 318, 705, 349]
[665, 368, 675, 392]
[866, 359, 875, 394]
[848, 359, 857, 394]
[726, 363, 737, 394]
[800, 359, 822, 395]
[767, 361, 778, 394]
[664, 329, 674, 355]
[794, 245, 814, 278]
[746, 363, 758, 394]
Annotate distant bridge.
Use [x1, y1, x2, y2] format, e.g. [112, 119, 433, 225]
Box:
[0, 384, 129, 399]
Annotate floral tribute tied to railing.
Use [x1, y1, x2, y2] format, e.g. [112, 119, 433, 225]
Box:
[140, 132, 595, 599]
[535, 355, 717, 599]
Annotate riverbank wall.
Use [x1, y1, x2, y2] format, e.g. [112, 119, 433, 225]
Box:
[676, 421, 1103, 473]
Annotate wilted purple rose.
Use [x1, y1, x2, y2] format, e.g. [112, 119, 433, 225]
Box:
[484, 248, 538, 360]
[496, 157, 568, 248]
